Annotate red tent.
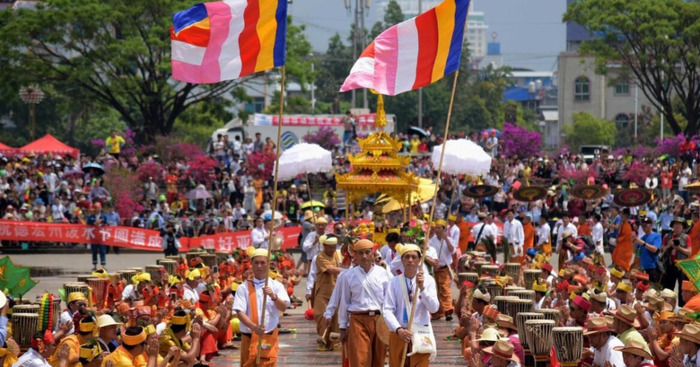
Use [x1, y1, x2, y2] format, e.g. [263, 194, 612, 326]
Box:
[0, 142, 14, 155]
[18, 134, 80, 158]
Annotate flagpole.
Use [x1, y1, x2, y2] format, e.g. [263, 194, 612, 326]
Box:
[399, 71, 459, 367]
[256, 66, 286, 365]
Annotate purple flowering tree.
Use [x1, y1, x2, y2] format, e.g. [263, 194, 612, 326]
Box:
[655, 133, 690, 157]
[303, 126, 341, 151]
[623, 161, 654, 186]
[501, 123, 542, 157]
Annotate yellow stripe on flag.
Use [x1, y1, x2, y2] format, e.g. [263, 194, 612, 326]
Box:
[431, 0, 456, 82]
[255, 0, 279, 72]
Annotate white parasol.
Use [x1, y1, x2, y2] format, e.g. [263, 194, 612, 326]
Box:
[276, 143, 333, 181]
[431, 139, 492, 176]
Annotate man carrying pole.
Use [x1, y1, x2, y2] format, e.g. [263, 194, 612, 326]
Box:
[382, 244, 439, 366]
[428, 219, 455, 321]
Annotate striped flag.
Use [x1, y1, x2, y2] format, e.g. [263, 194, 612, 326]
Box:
[340, 0, 470, 96]
[171, 0, 287, 84]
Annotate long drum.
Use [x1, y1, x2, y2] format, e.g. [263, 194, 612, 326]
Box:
[63, 282, 89, 297]
[524, 269, 542, 289]
[525, 319, 555, 356]
[119, 269, 137, 281]
[509, 290, 536, 302]
[494, 296, 518, 313]
[552, 327, 584, 365]
[481, 265, 500, 277]
[474, 261, 491, 274]
[166, 255, 182, 262]
[463, 272, 479, 285]
[52, 296, 61, 330]
[535, 309, 561, 324]
[508, 299, 534, 320]
[504, 286, 525, 296]
[504, 262, 521, 279]
[199, 254, 218, 268]
[157, 259, 178, 275]
[128, 267, 143, 273]
[76, 274, 93, 283]
[516, 312, 544, 350]
[87, 278, 108, 306]
[485, 283, 504, 299]
[12, 313, 38, 349]
[12, 305, 39, 314]
[145, 265, 164, 282]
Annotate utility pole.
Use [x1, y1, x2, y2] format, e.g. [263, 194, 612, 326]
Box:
[634, 84, 638, 140]
[417, 0, 423, 127]
[360, 0, 368, 109]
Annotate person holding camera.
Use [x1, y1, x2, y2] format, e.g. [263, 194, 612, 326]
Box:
[160, 221, 183, 256]
[660, 217, 691, 303]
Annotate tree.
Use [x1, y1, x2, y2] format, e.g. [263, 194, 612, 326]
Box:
[564, 0, 700, 137]
[564, 112, 617, 150]
[315, 34, 353, 114]
[384, 0, 405, 26]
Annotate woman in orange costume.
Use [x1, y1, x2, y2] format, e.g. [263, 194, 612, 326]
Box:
[612, 209, 634, 272]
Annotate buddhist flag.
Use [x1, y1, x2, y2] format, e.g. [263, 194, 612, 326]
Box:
[341, 0, 470, 96]
[171, 0, 288, 84]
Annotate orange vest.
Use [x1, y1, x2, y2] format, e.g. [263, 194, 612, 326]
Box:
[612, 221, 634, 272]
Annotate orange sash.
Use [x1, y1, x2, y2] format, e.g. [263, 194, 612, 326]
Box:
[244, 280, 279, 367]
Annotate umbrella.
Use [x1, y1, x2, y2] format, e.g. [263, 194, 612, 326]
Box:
[462, 184, 499, 198]
[0, 256, 37, 298]
[569, 184, 607, 200]
[184, 187, 211, 200]
[82, 162, 105, 175]
[613, 188, 652, 207]
[377, 178, 437, 213]
[685, 181, 700, 193]
[431, 139, 492, 176]
[262, 210, 284, 221]
[276, 143, 333, 181]
[62, 169, 84, 179]
[513, 186, 548, 202]
[408, 126, 429, 138]
[300, 200, 325, 210]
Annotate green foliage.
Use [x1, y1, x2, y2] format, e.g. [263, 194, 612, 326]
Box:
[564, 112, 617, 150]
[315, 34, 353, 114]
[384, 0, 405, 26]
[282, 17, 314, 90]
[564, 0, 700, 137]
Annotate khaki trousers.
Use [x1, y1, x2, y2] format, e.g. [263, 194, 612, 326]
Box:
[387, 332, 430, 367]
[432, 267, 453, 318]
[347, 314, 387, 367]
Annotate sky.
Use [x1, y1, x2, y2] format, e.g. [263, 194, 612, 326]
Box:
[289, 0, 567, 71]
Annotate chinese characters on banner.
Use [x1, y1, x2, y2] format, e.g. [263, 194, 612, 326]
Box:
[0, 221, 301, 252]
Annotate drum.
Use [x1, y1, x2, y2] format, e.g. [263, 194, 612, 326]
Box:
[516, 312, 544, 350]
[52, 296, 61, 330]
[119, 269, 137, 281]
[464, 272, 479, 285]
[128, 267, 143, 273]
[504, 262, 521, 279]
[524, 270, 542, 289]
[63, 282, 89, 298]
[524, 319, 555, 357]
[534, 309, 561, 324]
[108, 273, 121, 285]
[485, 283, 504, 299]
[552, 327, 584, 366]
[166, 256, 182, 262]
[199, 253, 218, 268]
[145, 265, 164, 281]
[481, 265, 500, 277]
[87, 278, 108, 306]
[504, 286, 525, 296]
[494, 296, 518, 313]
[157, 259, 178, 275]
[12, 304, 39, 314]
[474, 261, 491, 274]
[12, 313, 38, 350]
[508, 299, 534, 320]
[76, 274, 93, 283]
[509, 290, 536, 302]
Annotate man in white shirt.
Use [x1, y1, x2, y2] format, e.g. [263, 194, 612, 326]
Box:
[536, 215, 552, 254]
[427, 219, 455, 321]
[233, 248, 290, 367]
[250, 217, 270, 249]
[182, 269, 202, 303]
[592, 213, 605, 256]
[338, 239, 390, 367]
[447, 214, 460, 251]
[586, 317, 624, 367]
[55, 292, 88, 337]
[379, 231, 400, 265]
[503, 209, 525, 259]
[556, 212, 578, 268]
[382, 244, 439, 367]
[470, 213, 495, 251]
[302, 217, 328, 263]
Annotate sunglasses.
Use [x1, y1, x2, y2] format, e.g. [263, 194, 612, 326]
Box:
[77, 303, 87, 307]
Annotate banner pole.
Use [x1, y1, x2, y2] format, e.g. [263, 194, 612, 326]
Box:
[256, 66, 286, 365]
[399, 71, 459, 367]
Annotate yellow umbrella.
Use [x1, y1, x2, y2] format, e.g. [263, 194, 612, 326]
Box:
[381, 179, 437, 213]
[685, 181, 700, 193]
[300, 200, 325, 209]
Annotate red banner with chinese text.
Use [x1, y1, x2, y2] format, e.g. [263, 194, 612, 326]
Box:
[0, 221, 301, 252]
